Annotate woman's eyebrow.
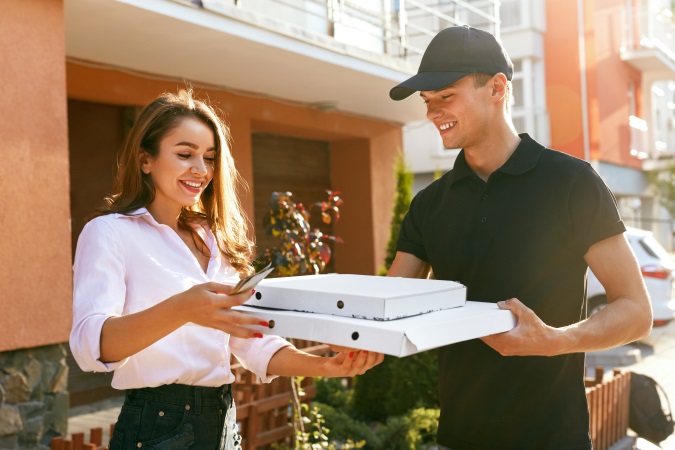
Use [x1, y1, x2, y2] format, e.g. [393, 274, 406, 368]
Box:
[174, 141, 198, 149]
[174, 142, 216, 152]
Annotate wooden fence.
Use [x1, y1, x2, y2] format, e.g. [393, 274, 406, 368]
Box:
[54, 362, 631, 450]
[585, 367, 632, 450]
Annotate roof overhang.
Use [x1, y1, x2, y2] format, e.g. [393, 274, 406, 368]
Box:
[65, 0, 426, 124]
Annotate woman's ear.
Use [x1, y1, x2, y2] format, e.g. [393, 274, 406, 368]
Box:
[139, 151, 152, 175]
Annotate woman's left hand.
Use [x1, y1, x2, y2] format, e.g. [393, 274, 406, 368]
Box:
[320, 350, 385, 377]
[267, 346, 384, 378]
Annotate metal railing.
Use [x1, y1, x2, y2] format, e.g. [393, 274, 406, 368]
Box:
[200, 0, 500, 65]
[623, 1, 675, 65]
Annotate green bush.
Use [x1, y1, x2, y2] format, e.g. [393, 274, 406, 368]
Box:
[373, 408, 440, 450]
[310, 401, 440, 450]
[383, 351, 440, 416]
[350, 351, 439, 421]
[378, 152, 413, 276]
[313, 402, 376, 445]
[314, 377, 351, 409]
[348, 356, 394, 421]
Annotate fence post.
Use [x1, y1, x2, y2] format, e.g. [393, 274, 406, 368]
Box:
[90, 428, 103, 446]
[246, 404, 259, 450]
[72, 432, 85, 450]
[588, 386, 597, 448]
[51, 437, 65, 450]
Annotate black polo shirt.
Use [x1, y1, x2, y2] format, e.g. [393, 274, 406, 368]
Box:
[398, 134, 625, 450]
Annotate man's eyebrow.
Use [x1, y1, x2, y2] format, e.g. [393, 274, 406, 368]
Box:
[420, 85, 457, 99]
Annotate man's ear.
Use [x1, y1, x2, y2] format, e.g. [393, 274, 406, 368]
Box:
[139, 151, 152, 174]
[490, 73, 508, 100]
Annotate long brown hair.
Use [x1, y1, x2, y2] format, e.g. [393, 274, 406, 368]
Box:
[94, 89, 254, 275]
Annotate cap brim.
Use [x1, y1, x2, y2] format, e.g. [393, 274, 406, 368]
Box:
[389, 71, 469, 101]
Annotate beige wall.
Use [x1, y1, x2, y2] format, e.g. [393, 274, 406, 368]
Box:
[66, 63, 402, 276]
[0, 0, 72, 351]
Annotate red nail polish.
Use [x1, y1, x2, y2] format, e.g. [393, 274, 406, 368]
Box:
[349, 352, 354, 358]
[251, 289, 256, 294]
[253, 333, 263, 338]
[259, 321, 269, 327]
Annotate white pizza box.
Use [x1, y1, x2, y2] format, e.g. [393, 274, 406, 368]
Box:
[245, 274, 466, 320]
[234, 301, 516, 357]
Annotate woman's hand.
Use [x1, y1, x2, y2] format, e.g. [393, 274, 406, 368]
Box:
[320, 350, 385, 377]
[267, 346, 384, 378]
[173, 282, 267, 339]
[100, 281, 267, 363]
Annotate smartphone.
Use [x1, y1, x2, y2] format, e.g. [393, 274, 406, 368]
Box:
[229, 263, 275, 295]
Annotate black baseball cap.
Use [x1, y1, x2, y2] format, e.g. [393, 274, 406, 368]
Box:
[389, 25, 514, 101]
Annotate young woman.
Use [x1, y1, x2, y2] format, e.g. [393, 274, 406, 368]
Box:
[70, 90, 383, 449]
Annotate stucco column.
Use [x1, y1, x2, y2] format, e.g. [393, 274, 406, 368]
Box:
[0, 0, 72, 446]
[331, 130, 400, 275]
[0, 0, 71, 351]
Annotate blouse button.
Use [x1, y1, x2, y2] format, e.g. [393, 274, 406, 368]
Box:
[481, 217, 487, 223]
[158, 411, 164, 417]
[137, 443, 142, 448]
[185, 405, 191, 411]
[482, 194, 488, 200]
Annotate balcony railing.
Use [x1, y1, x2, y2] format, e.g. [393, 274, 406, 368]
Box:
[629, 115, 650, 160]
[629, 113, 675, 162]
[623, 1, 675, 67]
[198, 0, 500, 66]
[500, 0, 539, 30]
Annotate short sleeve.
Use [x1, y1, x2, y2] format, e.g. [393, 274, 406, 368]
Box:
[397, 192, 429, 262]
[70, 218, 129, 373]
[229, 335, 292, 383]
[569, 164, 626, 255]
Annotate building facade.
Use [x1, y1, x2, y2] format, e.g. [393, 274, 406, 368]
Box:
[545, 0, 675, 248]
[0, 0, 498, 445]
[404, 0, 675, 249]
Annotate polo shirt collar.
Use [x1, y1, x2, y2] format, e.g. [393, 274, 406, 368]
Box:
[497, 133, 544, 176]
[449, 133, 544, 184]
[449, 151, 473, 185]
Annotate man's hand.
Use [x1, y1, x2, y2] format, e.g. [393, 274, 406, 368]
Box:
[480, 298, 562, 357]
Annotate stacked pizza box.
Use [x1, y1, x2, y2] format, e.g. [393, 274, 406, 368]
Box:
[234, 274, 515, 357]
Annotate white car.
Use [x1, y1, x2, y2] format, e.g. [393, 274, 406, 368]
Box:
[587, 227, 675, 327]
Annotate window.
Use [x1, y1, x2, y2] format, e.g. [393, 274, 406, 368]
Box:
[500, 0, 522, 29]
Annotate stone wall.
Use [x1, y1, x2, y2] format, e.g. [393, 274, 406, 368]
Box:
[0, 344, 69, 449]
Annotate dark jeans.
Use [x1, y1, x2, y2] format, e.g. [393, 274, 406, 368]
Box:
[109, 384, 237, 450]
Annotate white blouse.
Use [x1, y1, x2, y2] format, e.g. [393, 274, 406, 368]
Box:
[70, 208, 291, 390]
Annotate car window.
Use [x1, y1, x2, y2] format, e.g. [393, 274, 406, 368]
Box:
[638, 234, 671, 261]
